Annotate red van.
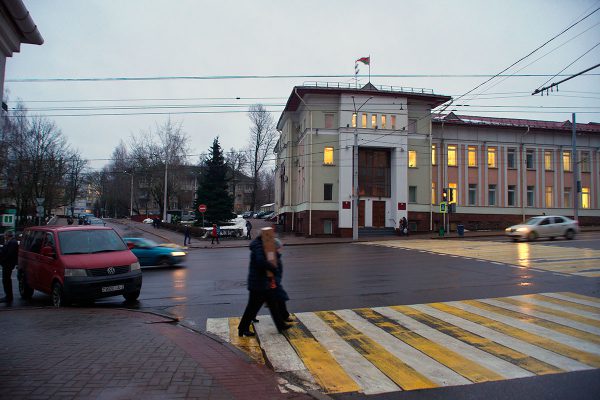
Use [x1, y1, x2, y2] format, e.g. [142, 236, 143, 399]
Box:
[17, 226, 142, 307]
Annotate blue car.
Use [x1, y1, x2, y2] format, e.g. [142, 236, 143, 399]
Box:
[122, 237, 187, 267]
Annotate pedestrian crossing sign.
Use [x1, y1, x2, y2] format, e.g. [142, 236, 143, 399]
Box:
[440, 202, 447, 213]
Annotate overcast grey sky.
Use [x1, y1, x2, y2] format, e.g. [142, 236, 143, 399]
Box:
[6, 0, 600, 170]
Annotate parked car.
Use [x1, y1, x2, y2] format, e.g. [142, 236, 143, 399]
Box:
[242, 211, 253, 219]
[17, 226, 142, 307]
[142, 218, 154, 224]
[505, 215, 579, 241]
[87, 217, 106, 226]
[122, 237, 187, 267]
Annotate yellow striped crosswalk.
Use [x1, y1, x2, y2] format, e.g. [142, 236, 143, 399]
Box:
[361, 240, 600, 277]
[206, 292, 600, 395]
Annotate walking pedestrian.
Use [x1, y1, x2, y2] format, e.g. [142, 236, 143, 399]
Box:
[238, 232, 290, 336]
[211, 224, 220, 245]
[184, 224, 191, 246]
[402, 216, 409, 236]
[246, 219, 252, 240]
[0, 231, 19, 304]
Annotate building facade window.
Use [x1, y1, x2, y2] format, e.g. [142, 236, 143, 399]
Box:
[408, 119, 417, 133]
[432, 144, 437, 165]
[358, 149, 391, 197]
[487, 147, 497, 168]
[391, 115, 396, 130]
[431, 182, 436, 204]
[324, 113, 334, 129]
[545, 186, 553, 207]
[488, 184, 496, 206]
[449, 182, 457, 204]
[562, 151, 572, 172]
[508, 185, 516, 206]
[581, 152, 590, 172]
[409, 186, 417, 203]
[544, 150, 553, 171]
[371, 114, 377, 128]
[352, 113, 357, 128]
[468, 184, 477, 205]
[323, 219, 333, 235]
[468, 146, 477, 167]
[408, 150, 417, 168]
[527, 185, 535, 207]
[564, 187, 571, 208]
[361, 113, 367, 128]
[381, 115, 387, 129]
[582, 187, 590, 208]
[323, 147, 334, 165]
[507, 148, 516, 169]
[447, 145, 457, 166]
[324, 183, 333, 201]
[526, 150, 535, 169]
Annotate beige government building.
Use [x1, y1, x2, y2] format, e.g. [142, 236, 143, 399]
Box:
[274, 83, 600, 237]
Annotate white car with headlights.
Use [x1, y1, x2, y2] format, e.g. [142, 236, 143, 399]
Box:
[505, 215, 579, 241]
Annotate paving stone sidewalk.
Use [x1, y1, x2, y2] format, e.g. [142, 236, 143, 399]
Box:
[0, 308, 314, 400]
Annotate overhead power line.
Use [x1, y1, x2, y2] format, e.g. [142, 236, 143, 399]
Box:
[532, 63, 600, 95]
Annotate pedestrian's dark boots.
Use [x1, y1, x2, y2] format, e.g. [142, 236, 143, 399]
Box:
[238, 329, 256, 337]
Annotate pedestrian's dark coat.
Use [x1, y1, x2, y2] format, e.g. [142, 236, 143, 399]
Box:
[247, 236, 278, 291]
[0, 237, 18, 267]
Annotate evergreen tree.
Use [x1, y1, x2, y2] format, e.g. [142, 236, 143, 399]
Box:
[194, 138, 234, 224]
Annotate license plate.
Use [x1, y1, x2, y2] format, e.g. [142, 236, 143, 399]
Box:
[102, 284, 124, 293]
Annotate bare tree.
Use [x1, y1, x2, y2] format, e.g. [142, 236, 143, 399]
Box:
[247, 104, 277, 211]
[63, 152, 88, 216]
[225, 148, 248, 212]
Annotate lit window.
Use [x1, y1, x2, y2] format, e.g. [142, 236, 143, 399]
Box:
[432, 144, 436, 165]
[545, 186, 553, 207]
[371, 114, 377, 128]
[391, 115, 396, 130]
[361, 113, 367, 128]
[468, 146, 477, 167]
[448, 145, 457, 166]
[381, 115, 387, 129]
[323, 147, 334, 165]
[431, 182, 436, 204]
[487, 147, 497, 168]
[449, 182, 457, 204]
[544, 150, 553, 171]
[325, 113, 334, 129]
[563, 151, 571, 172]
[352, 113, 357, 128]
[408, 150, 417, 168]
[582, 187, 590, 209]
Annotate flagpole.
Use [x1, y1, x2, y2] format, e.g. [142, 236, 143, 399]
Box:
[368, 54, 371, 83]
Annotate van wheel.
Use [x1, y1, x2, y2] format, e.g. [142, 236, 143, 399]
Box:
[18, 271, 34, 299]
[565, 229, 575, 240]
[123, 290, 140, 302]
[527, 231, 538, 242]
[51, 282, 67, 307]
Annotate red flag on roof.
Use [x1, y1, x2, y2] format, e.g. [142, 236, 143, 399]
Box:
[356, 56, 370, 65]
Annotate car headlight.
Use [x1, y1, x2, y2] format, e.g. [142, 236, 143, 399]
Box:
[64, 268, 87, 277]
[170, 251, 186, 257]
[130, 261, 141, 271]
[516, 227, 529, 233]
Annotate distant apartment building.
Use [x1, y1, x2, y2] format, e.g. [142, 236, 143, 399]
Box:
[274, 83, 600, 237]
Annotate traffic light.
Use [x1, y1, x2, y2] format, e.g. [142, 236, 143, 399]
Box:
[442, 188, 448, 202]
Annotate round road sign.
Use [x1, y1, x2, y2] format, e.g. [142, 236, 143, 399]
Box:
[198, 204, 207, 213]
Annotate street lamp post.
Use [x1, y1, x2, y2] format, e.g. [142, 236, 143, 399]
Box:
[352, 96, 373, 241]
[129, 172, 134, 218]
[163, 160, 168, 223]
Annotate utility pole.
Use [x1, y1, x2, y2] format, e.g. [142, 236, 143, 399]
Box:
[163, 160, 168, 223]
[352, 96, 373, 241]
[572, 113, 579, 221]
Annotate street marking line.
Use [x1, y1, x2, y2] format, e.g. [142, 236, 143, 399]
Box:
[295, 312, 398, 395]
[494, 298, 600, 334]
[525, 294, 600, 314]
[392, 305, 563, 375]
[228, 317, 265, 364]
[353, 308, 503, 383]
[281, 315, 362, 394]
[555, 292, 600, 307]
[491, 297, 600, 331]
[454, 301, 600, 355]
[316, 311, 438, 390]
[429, 302, 600, 370]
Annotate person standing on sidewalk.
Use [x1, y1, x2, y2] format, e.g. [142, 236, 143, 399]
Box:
[245, 219, 252, 240]
[0, 231, 19, 304]
[238, 233, 290, 336]
[183, 225, 192, 246]
[211, 224, 219, 245]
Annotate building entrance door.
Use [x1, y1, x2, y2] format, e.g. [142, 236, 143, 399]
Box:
[372, 201, 386, 227]
[358, 200, 365, 227]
